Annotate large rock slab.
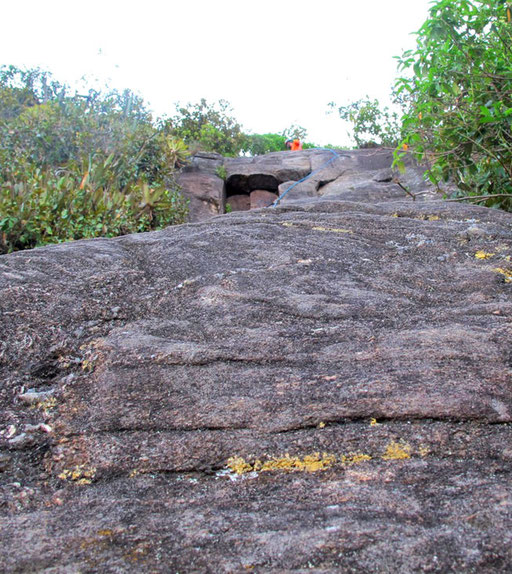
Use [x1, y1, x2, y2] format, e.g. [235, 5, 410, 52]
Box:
[227, 193, 251, 211]
[1, 152, 512, 572]
[224, 152, 312, 185]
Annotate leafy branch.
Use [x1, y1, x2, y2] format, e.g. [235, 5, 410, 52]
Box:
[395, 0, 512, 211]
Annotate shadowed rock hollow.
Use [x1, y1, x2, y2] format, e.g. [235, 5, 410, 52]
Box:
[1, 149, 512, 572]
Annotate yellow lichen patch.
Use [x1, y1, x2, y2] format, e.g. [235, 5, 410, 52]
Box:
[124, 542, 150, 563]
[32, 396, 57, 413]
[227, 453, 336, 475]
[419, 445, 430, 457]
[415, 214, 441, 221]
[81, 359, 94, 371]
[340, 452, 372, 466]
[312, 226, 353, 234]
[226, 456, 254, 475]
[58, 465, 96, 484]
[262, 452, 336, 473]
[79, 340, 104, 372]
[381, 440, 412, 460]
[475, 251, 495, 259]
[493, 267, 512, 283]
[318, 421, 326, 429]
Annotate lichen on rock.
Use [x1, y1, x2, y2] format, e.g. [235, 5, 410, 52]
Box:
[1, 148, 512, 572]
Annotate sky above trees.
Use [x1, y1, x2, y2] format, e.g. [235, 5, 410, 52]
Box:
[1, 0, 431, 146]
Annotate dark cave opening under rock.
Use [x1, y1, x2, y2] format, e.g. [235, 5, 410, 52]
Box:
[225, 173, 280, 211]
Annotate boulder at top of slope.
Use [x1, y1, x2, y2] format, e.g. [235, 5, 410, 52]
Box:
[250, 189, 278, 209]
[177, 171, 225, 221]
[226, 194, 250, 211]
[182, 151, 224, 174]
[224, 151, 311, 183]
[373, 168, 394, 182]
[181, 148, 435, 219]
[278, 180, 317, 202]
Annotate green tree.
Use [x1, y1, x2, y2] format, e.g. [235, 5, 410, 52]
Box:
[395, 0, 512, 209]
[168, 98, 245, 156]
[283, 123, 308, 142]
[0, 66, 189, 253]
[242, 133, 287, 155]
[0, 65, 65, 120]
[328, 97, 402, 148]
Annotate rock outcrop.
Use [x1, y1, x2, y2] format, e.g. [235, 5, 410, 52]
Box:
[178, 150, 298, 220]
[178, 148, 433, 221]
[1, 148, 512, 572]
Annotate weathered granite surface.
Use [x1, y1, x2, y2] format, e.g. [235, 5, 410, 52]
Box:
[1, 149, 512, 572]
[178, 148, 433, 221]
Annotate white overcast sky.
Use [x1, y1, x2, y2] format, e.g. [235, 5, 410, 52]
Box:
[1, 0, 432, 146]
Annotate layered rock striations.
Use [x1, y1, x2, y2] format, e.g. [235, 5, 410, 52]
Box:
[1, 149, 512, 572]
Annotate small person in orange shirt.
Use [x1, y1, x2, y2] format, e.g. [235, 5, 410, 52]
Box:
[285, 138, 303, 151]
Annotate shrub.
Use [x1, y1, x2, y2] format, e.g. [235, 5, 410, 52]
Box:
[241, 125, 318, 156]
[0, 169, 188, 254]
[395, 0, 512, 210]
[0, 66, 189, 252]
[167, 98, 245, 157]
[241, 133, 288, 155]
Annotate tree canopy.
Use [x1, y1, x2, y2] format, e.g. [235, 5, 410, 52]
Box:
[395, 0, 512, 209]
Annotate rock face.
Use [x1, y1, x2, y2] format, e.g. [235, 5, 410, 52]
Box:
[1, 148, 512, 572]
[178, 147, 431, 220]
[177, 152, 225, 221]
[250, 189, 277, 209]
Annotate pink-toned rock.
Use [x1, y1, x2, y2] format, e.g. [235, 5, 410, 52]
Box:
[2, 148, 512, 573]
[177, 172, 224, 221]
[250, 189, 278, 209]
[226, 194, 250, 211]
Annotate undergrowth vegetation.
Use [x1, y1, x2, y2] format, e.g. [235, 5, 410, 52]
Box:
[0, 66, 189, 253]
[0, 68, 318, 253]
